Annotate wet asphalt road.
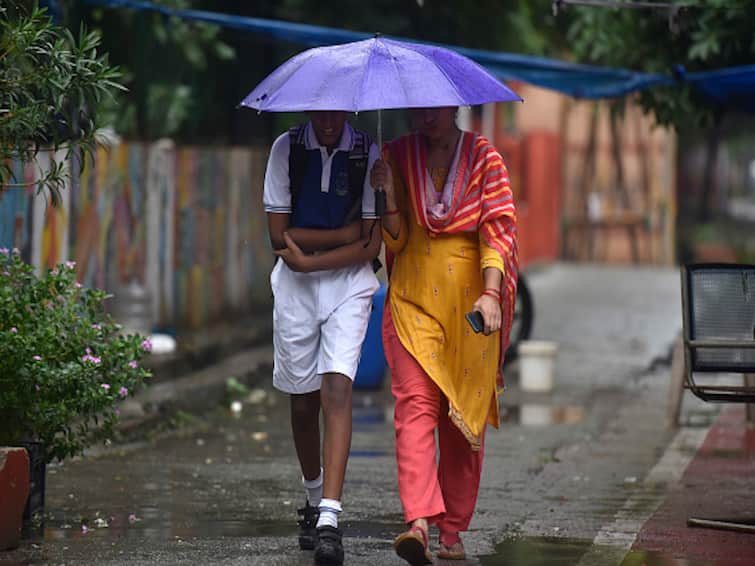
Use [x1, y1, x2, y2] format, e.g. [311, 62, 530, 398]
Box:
[3, 263, 700, 566]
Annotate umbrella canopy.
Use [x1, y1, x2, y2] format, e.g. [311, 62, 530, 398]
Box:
[240, 36, 522, 113]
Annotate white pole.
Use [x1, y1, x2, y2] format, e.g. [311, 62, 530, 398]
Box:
[482, 103, 495, 141]
[457, 106, 472, 131]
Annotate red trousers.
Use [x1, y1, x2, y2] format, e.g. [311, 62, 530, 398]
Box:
[383, 307, 485, 536]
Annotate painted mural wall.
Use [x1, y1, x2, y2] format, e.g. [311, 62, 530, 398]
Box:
[0, 141, 273, 330]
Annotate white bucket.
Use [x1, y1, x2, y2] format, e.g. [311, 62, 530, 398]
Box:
[518, 340, 558, 393]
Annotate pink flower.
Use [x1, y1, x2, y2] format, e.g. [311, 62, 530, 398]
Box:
[0, 247, 8, 255]
[10, 327, 17, 333]
[11, 248, 19, 255]
[86, 347, 92, 354]
[119, 387, 128, 398]
[100, 383, 110, 390]
[82, 354, 101, 364]
[141, 339, 152, 352]
[75, 282, 83, 289]
[65, 260, 76, 269]
[128, 360, 138, 369]
[33, 355, 42, 361]
[91, 324, 102, 331]
[1, 271, 9, 277]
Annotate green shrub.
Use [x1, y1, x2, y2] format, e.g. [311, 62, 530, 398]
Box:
[0, 248, 151, 462]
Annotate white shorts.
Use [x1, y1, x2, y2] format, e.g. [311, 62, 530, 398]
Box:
[270, 260, 379, 394]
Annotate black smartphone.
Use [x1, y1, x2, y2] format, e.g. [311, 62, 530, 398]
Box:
[465, 310, 484, 334]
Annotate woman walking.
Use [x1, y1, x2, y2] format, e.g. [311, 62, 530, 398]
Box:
[370, 106, 518, 564]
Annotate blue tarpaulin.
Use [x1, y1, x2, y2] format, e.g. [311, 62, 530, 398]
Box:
[81, 0, 755, 111]
[683, 65, 755, 114]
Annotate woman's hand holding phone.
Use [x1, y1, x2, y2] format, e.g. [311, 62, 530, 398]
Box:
[470, 293, 501, 336]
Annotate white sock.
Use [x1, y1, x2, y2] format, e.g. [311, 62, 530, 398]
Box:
[303, 468, 323, 507]
[316, 498, 342, 529]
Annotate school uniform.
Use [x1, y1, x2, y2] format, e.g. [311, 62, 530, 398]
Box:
[263, 121, 380, 394]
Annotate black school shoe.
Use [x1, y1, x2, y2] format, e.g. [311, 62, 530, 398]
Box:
[297, 502, 319, 550]
[314, 525, 344, 565]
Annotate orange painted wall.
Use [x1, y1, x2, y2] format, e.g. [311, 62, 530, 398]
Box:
[518, 132, 562, 267]
[493, 131, 562, 269]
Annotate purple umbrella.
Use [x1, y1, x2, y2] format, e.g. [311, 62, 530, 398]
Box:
[241, 36, 522, 114]
[240, 36, 522, 145]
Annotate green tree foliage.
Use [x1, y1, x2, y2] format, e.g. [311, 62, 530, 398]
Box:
[0, 4, 123, 205]
[567, 0, 755, 129]
[74, 0, 236, 141]
[76, 0, 566, 144]
[275, 0, 570, 56]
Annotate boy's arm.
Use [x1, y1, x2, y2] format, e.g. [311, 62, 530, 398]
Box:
[268, 213, 361, 254]
[285, 221, 362, 253]
[275, 218, 381, 272]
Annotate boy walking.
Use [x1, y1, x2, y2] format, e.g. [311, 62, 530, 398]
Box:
[263, 111, 381, 565]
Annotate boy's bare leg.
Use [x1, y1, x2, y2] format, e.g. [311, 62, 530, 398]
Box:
[320, 372, 353, 500]
[290, 390, 321, 480]
[290, 390, 322, 552]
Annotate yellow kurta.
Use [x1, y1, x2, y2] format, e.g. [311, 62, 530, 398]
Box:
[384, 166, 504, 449]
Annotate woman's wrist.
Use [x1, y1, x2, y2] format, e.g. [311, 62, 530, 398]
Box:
[481, 288, 501, 301]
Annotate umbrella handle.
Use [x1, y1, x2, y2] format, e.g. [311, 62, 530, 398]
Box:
[375, 188, 386, 217]
[374, 108, 386, 217]
[377, 108, 383, 150]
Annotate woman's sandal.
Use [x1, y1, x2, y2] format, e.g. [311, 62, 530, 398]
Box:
[394, 524, 433, 565]
[437, 532, 466, 560]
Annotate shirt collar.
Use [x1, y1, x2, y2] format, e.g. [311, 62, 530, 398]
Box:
[304, 121, 354, 152]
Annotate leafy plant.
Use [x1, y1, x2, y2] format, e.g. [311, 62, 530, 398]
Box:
[566, 0, 755, 129]
[0, 4, 124, 206]
[0, 249, 151, 463]
[82, 0, 235, 140]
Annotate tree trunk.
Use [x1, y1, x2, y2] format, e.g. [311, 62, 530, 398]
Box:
[697, 122, 722, 223]
[610, 109, 639, 263]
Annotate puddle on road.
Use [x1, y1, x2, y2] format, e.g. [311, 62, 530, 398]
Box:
[621, 549, 715, 566]
[39, 516, 397, 545]
[501, 404, 585, 426]
[349, 449, 389, 457]
[40, 517, 296, 541]
[479, 537, 715, 566]
[479, 537, 590, 565]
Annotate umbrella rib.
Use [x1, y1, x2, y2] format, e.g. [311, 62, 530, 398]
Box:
[406, 45, 466, 105]
[357, 43, 379, 112]
[358, 39, 410, 112]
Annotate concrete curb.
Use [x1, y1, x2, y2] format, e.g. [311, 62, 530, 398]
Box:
[117, 314, 274, 437]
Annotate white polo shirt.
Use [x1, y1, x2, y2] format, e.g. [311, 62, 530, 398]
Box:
[263, 121, 379, 219]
